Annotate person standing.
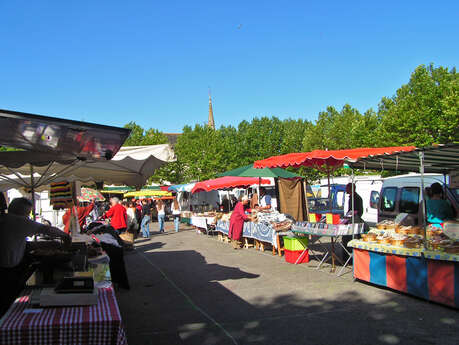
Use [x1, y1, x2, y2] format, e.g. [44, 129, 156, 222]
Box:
[103, 197, 127, 233]
[426, 182, 454, 228]
[157, 199, 166, 233]
[342, 183, 364, 262]
[228, 195, 251, 249]
[258, 188, 272, 211]
[140, 199, 151, 238]
[1, 197, 71, 316]
[171, 197, 181, 232]
[126, 202, 138, 235]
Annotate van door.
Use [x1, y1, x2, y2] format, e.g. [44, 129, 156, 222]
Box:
[363, 190, 380, 226]
[378, 187, 398, 222]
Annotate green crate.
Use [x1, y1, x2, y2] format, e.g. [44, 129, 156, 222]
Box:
[283, 236, 308, 251]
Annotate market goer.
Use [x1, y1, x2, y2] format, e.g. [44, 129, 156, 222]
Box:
[0, 197, 71, 316]
[103, 197, 128, 233]
[258, 188, 271, 211]
[426, 182, 454, 228]
[228, 195, 251, 249]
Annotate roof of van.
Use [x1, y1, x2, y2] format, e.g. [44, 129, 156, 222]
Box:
[382, 173, 445, 188]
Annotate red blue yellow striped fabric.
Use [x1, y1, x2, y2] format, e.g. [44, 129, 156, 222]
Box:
[354, 249, 458, 308]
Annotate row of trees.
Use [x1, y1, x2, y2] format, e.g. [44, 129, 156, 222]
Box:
[124, 64, 459, 184]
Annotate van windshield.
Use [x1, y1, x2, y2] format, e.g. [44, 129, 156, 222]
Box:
[381, 187, 397, 212]
[400, 187, 419, 213]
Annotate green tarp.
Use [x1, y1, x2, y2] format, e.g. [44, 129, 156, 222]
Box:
[217, 164, 302, 179]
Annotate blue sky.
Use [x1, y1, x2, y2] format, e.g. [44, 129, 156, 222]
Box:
[1, 1, 458, 133]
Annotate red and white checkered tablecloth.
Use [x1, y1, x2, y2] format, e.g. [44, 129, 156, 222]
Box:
[0, 287, 127, 345]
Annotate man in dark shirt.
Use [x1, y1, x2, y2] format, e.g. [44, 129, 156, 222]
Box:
[342, 183, 364, 262]
[140, 199, 151, 238]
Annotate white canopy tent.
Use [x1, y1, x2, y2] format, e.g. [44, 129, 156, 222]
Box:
[0, 144, 176, 192]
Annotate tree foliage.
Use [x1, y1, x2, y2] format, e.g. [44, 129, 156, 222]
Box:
[123, 122, 168, 146]
[125, 63, 458, 185]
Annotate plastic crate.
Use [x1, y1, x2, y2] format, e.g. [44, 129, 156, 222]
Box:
[308, 213, 321, 223]
[326, 213, 340, 225]
[283, 236, 309, 251]
[284, 249, 309, 264]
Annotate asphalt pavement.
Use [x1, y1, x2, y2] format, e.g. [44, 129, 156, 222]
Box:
[116, 221, 458, 345]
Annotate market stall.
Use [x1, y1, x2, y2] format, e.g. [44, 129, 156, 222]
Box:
[255, 146, 417, 271]
[346, 144, 459, 308]
[0, 245, 127, 345]
[190, 176, 270, 233]
[216, 210, 293, 255]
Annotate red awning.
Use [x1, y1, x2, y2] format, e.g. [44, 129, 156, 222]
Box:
[191, 176, 271, 193]
[254, 146, 417, 169]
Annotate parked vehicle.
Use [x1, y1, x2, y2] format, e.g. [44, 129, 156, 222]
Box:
[377, 173, 458, 225]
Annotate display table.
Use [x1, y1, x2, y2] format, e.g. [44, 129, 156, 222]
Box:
[0, 286, 127, 345]
[181, 217, 191, 225]
[349, 239, 459, 308]
[291, 222, 365, 275]
[216, 221, 281, 253]
[191, 216, 216, 232]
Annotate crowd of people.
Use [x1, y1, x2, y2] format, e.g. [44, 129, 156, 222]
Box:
[62, 196, 182, 238]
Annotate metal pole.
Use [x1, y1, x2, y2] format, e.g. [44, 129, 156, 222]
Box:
[419, 152, 427, 249]
[30, 165, 36, 221]
[351, 170, 355, 239]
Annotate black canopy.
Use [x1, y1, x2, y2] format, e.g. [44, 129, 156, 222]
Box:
[0, 109, 130, 161]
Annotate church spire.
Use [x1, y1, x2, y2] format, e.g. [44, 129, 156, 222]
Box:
[208, 89, 215, 130]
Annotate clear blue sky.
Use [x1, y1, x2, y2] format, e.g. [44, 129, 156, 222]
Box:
[1, 1, 458, 133]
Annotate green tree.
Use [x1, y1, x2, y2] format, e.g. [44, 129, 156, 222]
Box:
[377, 64, 459, 147]
[122, 122, 168, 146]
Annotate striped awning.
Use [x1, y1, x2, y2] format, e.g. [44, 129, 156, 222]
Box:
[349, 144, 459, 173]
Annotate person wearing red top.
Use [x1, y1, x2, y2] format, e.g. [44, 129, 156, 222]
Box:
[62, 201, 95, 234]
[103, 197, 127, 232]
[228, 195, 251, 249]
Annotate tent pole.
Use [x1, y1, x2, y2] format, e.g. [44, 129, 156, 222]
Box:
[30, 165, 36, 221]
[419, 152, 427, 249]
[327, 167, 335, 271]
[304, 178, 309, 219]
[351, 170, 355, 240]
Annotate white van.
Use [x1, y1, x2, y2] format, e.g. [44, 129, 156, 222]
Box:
[378, 173, 458, 224]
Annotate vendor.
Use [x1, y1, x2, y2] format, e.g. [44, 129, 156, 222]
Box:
[228, 195, 251, 249]
[426, 183, 454, 228]
[342, 183, 364, 262]
[0, 197, 71, 316]
[258, 188, 272, 211]
[102, 197, 128, 233]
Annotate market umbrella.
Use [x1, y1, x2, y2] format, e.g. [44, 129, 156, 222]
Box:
[168, 183, 196, 193]
[254, 146, 417, 270]
[217, 164, 302, 178]
[78, 187, 105, 202]
[191, 176, 270, 193]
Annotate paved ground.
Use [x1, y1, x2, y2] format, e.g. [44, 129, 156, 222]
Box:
[116, 222, 458, 345]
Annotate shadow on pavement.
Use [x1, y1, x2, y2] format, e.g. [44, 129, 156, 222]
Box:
[117, 238, 459, 345]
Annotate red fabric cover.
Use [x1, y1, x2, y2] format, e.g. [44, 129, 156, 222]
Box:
[254, 146, 416, 169]
[62, 203, 94, 234]
[353, 249, 370, 282]
[428, 260, 455, 307]
[104, 203, 127, 230]
[386, 255, 407, 292]
[228, 202, 249, 241]
[160, 186, 170, 191]
[191, 176, 270, 193]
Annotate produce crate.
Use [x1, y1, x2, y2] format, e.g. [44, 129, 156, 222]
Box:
[308, 213, 322, 223]
[284, 249, 309, 264]
[283, 236, 309, 251]
[326, 213, 340, 225]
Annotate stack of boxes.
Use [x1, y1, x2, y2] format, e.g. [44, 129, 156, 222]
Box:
[283, 236, 309, 264]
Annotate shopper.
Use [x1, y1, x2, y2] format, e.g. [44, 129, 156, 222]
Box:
[426, 182, 454, 228]
[102, 197, 127, 233]
[126, 202, 138, 235]
[140, 199, 151, 238]
[157, 199, 166, 233]
[171, 197, 181, 232]
[228, 195, 251, 249]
